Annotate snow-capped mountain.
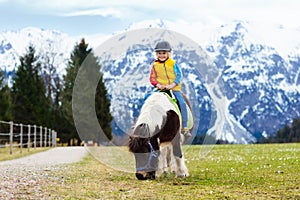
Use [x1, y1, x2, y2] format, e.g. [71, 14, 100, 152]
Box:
[96, 20, 300, 143]
[0, 27, 76, 83]
[1, 19, 300, 143]
[205, 21, 300, 141]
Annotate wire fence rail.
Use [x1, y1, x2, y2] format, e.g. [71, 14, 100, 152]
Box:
[0, 120, 57, 154]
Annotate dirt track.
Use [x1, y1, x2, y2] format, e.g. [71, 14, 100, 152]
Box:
[0, 147, 87, 199]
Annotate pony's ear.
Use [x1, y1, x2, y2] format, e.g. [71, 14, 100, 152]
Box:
[130, 123, 150, 138]
[127, 125, 135, 137]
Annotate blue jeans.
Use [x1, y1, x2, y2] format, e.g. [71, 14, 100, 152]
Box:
[172, 91, 188, 129]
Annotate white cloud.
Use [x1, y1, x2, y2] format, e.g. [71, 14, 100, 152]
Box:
[62, 8, 123, 18]
[179, 0, 300, 28]
[2, 0, 300, 31]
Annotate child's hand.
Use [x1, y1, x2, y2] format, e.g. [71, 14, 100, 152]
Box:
[166, 82, 176, 89]
[156, 83, 165, 90]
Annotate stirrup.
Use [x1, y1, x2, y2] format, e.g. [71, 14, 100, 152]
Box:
[182, 128, 192, 137]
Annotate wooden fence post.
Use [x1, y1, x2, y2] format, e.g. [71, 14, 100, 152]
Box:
[44, 127, 47, 147]
[52, 130, 57, 147]
[34, 125, 36, 149]
[9, 121, 13, 155]
[1, 120, 58, 154]
[28, 125, 31, 152]
[20, 124, 23, 154]
[54, 131, 56, 147]
[40, 126, 43, 147]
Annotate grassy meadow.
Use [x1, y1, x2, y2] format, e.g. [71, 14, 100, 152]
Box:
[46, 143, 300, 199]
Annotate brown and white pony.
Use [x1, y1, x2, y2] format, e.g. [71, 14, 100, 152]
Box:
[128, 91, 190, 180]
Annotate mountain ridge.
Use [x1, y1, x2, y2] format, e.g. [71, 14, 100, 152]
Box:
[1, 19, 299, 143]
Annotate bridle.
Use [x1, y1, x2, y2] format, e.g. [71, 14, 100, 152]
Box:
[136, 139, 159, 171]
[135, 124, 159, 172]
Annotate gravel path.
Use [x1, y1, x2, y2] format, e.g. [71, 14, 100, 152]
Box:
[0, 147, 88, 199]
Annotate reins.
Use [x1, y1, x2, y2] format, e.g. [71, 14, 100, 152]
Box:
[136, 125, 159, 172]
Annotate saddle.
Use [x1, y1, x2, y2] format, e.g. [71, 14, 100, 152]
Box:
[159, 90, 194, 130]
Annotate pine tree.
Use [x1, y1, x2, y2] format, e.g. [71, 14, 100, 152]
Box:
[0, 70, 12, 121]
[61, 39, 90, 145]
[290, 117, 300, 142]
[62, 38, 113, 145]
[95, 70, 113, 141]
[275, 125, 290, 143]
[11, 45, 50, 126]
[274, 117, 300, 143]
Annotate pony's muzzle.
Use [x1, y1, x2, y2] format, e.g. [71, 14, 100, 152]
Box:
[136, 171, 147, 180]
[136, 171, 156, 180]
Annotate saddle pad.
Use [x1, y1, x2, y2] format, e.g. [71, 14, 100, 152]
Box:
[161, 91, 194, 130]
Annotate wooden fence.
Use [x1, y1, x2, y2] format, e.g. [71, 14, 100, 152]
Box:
[0, 120, 57, 154]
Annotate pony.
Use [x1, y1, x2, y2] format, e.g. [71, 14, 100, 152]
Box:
[128, 91, 192, 180]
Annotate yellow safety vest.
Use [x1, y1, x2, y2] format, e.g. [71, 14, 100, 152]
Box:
[153, 58, 182, 91]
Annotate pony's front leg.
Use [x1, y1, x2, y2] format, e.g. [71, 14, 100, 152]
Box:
[172, 134, 189, 178]
[163, 143, 176, 173]
[156, 143, 168, 177]
[169, 147, 176, 173]
[174, 155, 189, 178]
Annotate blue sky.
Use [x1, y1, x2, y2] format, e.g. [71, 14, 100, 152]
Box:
[1, 0, 299, 36]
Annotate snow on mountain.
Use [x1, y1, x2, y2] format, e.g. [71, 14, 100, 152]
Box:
[202, 21, 300, 141]
[102, 19, 300, 143]
[1, 19, 300, 143]
[0, 27, 77, 84]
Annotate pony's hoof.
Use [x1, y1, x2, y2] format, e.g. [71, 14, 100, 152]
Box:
[177, 174, 188, 178]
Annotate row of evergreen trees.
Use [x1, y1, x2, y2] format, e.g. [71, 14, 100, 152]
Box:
[0, 39, 113, 145]
[260, 117, 300, 143]
[191, 117, 300, 144]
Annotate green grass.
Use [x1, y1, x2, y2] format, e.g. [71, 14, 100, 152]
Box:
[46, 143, 300, 199]
[0, 147, 51, 161]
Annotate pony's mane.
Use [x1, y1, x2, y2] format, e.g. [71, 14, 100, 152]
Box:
[144, 92, 178, 113]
